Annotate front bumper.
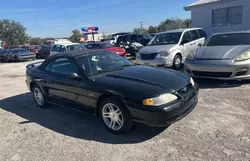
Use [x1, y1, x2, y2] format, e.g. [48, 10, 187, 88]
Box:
[127, 85, 199, 127]
[184, 59, 250, 80]
[19, 55, 36, 61]
[136, 57, 173, 67]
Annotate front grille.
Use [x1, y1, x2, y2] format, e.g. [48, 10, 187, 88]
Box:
[193, 71, 232, 78]
[140, 53, 157, 60]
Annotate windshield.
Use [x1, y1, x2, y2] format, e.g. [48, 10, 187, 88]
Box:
[76, 52, 134, 76]
[205, 33, 250, 46]
[99, 43, 114, 49]
[66, 44, 81, 51]
[147, 32, 182, 45]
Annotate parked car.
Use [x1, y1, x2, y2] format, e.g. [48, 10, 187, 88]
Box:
[114, 34, 153, 56]
[0, 49, 9, 62]
[110, 32, 129, 45]
[8, 48, 36, 62]
[136, 28, 206, 69]
[36, 46, 51, 59]
[50, 43, 82, 55]
[31, 46, 41, 55]
[26, 49, 198, 133]
[85, 42, 126, 57]
[184, 31, 250, 80]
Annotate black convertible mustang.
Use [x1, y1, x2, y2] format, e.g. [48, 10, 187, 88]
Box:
[26, 49, 198, 133]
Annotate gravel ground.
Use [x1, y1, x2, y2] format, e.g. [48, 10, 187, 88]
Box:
[0, 60, 250, 161]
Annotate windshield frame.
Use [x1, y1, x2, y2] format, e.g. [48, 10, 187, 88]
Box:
[147, 32, 182, 46]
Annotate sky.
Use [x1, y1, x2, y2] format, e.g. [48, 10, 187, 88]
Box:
[0, 0, 196, 38]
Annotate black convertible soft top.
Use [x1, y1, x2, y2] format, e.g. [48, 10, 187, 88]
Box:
[38, 49, 107, 70]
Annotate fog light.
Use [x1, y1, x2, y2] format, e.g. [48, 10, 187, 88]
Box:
[236, 67, 249, 72]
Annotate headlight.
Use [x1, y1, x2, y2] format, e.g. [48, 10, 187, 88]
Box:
[187, 51, 195, 60]
[143, 93, 178, 106]
[234, 50, 250, 62]
[190, 77, 195, 86]
[156, 51, 169, 58]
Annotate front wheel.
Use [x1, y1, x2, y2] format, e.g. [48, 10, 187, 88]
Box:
[32, 85, 48, 108]
[14, 56, 20, 62]
[100, 98, 132, 133]
[173, 54, 182, 70]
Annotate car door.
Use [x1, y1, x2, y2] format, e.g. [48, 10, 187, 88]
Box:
[44, 57, 95, 113]
[181, 31, 193, 59]
[189, 29, 203, 51]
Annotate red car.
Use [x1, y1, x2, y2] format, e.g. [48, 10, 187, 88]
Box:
[85, 43, 126, 57]
[31, 46, 40, 55]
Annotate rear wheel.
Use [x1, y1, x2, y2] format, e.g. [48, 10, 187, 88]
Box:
[99, 97, 132, 133]
[173, 54, 182, 70]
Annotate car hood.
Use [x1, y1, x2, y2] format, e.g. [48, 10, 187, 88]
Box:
[139, 44, 175, 54]
[95, 65, 190, 98]
[195, 45, 250, 59]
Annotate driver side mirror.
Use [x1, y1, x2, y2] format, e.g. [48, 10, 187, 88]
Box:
[198, 43, 203, 47]
[181, 39, 189, 45]
[67, 73, 82, 80]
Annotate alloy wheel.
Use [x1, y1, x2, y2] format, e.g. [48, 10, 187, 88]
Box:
[102, 103, 124, 131]
[33, 88, 44, 106]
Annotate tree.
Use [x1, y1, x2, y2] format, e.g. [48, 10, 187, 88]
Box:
[30, 37, 42, 45]
[133, 28, 148, 34]
[148, 26, 158, 33]
[132, 17, 192, 34]
[0, 19, 29, 45]
[69, 29, 82, 43]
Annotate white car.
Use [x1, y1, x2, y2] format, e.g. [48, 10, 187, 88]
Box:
[50, 43, 82, 55]
[136, 28, 206, 69]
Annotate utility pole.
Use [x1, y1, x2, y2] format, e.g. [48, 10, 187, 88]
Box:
[140, 22, 143, 29]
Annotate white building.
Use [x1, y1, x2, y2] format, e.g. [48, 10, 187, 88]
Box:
[184, 0, 250, 36]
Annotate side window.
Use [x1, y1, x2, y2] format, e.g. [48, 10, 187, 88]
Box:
[190, 30, 200, 40]
[116, 36, 123, 46]
[122, 36, 129, 44]
[130, 35, 139, 43]
[60, 45, 66, 52]
[45, 58, 79, 75]
[87, 44, 100, 49]
[182, 31, 192, 43]
[198, 29, 206, 38]
[51, 45, 61, 52]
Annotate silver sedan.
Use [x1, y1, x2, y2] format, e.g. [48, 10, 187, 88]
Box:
[184, 31, 250, 80]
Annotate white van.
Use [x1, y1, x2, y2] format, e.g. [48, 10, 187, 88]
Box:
[50, 43, 81, 55]
[136, 28, 206, 69]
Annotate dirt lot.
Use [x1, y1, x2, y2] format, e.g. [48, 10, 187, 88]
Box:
[0, 60, 250, 161]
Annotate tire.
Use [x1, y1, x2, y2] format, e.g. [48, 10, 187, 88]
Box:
[173, 54, 182, 70]
[14, 56, 19, 62]
[32, 85, 48, 108]
[99, 97, 132, 134]
[3, 56, 9, 62]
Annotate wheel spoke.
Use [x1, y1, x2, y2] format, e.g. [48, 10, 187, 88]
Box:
[103, 112, 110, 118]
[116, 110, 122, 116]
[116, 117, 122, 126]
[107, 105, 114, 112]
